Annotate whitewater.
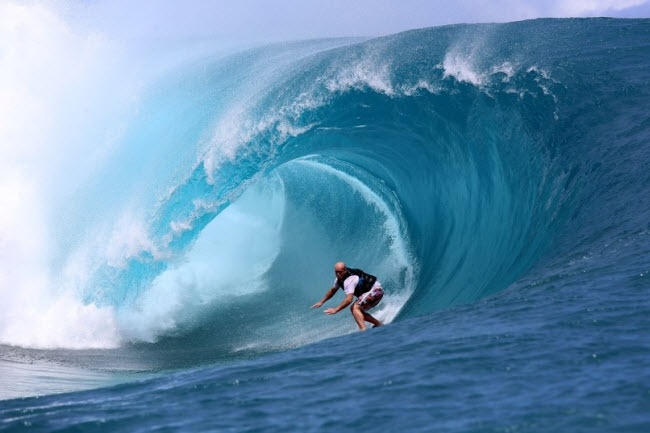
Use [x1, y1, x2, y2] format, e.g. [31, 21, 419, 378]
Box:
[1, 10, 650, 433]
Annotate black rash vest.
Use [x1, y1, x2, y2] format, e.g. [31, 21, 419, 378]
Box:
[337, 268, 377, 297]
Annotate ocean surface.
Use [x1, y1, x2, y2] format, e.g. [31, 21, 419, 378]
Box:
[1, 18, 650, 432]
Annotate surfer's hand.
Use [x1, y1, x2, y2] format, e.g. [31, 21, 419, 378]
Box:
[311, 302, 323, 309]
[324, 308, 337, 315]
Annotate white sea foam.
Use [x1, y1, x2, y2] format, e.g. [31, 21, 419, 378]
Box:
[0, 293, 121, 350]
[0, 176, 121, 349]
[104, 211, 162, 268]
[170, 220, 193, 233]
[491, 61, 516, 81]
[0, 1, 139, 350]
[326, 60, 395, 96]
[526, 65, 549, 79]
[401, 80, 442, 96]
[442, 51, 485, 86]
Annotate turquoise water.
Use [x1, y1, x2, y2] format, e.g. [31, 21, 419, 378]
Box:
[1, 18, 650, 432]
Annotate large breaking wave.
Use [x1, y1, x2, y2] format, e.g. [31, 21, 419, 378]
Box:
[2, 14, 649, 367]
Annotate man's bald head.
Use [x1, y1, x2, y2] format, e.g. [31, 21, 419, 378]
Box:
[334, 262, 348, 280]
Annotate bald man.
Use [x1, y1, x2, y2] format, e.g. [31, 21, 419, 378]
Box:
[311, 262, 384, 331]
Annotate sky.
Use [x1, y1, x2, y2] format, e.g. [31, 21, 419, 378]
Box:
[72, 0, 650, 45]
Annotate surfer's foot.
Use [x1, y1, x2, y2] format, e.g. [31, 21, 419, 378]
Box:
[372, 322, 384, 328]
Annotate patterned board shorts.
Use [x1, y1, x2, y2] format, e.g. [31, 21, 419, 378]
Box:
[357, 285, 384, 311]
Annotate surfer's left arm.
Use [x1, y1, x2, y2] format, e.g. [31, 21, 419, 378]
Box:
[311, 285, 337, 309]
[324, 293, 354, 315]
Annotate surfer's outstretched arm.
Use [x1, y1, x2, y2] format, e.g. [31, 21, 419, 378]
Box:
[311, 286, 337, 309]
[324, 293, 354, 315]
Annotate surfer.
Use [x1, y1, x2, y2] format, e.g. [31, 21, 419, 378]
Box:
[311, 262, 384, 331]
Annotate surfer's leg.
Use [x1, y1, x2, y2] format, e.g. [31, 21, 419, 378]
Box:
[350, 303, 367, 330]
[362, 311, 383, 327]
[356, 286, 384, 328]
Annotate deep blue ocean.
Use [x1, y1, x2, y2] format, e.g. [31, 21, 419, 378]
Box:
[1, 18, 650, 432]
